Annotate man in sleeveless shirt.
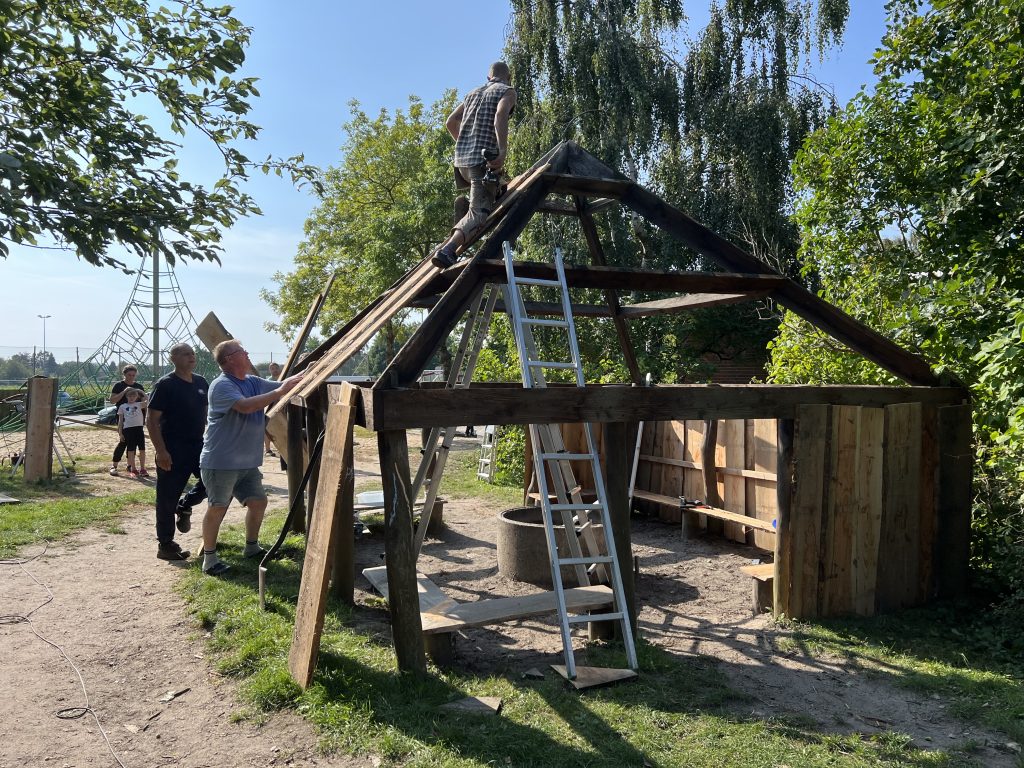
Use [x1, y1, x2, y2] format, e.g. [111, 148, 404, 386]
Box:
[430, 61, 517, 268]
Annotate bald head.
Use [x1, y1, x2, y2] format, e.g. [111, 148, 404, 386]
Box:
[488, 61, 510, 83]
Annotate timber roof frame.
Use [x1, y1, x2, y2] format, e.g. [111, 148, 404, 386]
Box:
[269, 140, 961, 423]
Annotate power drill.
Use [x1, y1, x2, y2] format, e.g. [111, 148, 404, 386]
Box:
[481, 148, 503, 195]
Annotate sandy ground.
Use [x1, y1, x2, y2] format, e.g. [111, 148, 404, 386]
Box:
[0, 425, 1017, 767]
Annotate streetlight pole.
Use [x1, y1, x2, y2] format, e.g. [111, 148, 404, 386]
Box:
[37, 314, 51, 374]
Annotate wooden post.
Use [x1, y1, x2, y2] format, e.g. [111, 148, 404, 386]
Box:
[331, 388, 356, 605]
[773, 418, 794, 617]
[936, 404, 972, 600]
[288, 385, 359, 688]
[377, 428, 426, 673]
[305, 403, 325, 532]
[286, 402, 307, 534]
[603, 421, 636, 635]
[24, 377, 57, 481]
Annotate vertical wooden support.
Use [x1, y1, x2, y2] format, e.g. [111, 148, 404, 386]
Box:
[722, 419, 747, 543]
[821, 406, 859, 615]
[936, 404, 972, 600]
[377, 428, 426, 673]
[601, 421, 636, 636]
[286, 402, 307, 535]
[789, 405, 830, 619]
[288, 384, 359, 688]
[24, 377, 57, 482]
[852, 407, 884, 616]
[305, 404, 325, 532]
[877, 403, 923, 611]
[330, 387, 356, 605]
[773, 419, 794, 617]
[700, 419, 724, 536]
[918, 404, 939, 602]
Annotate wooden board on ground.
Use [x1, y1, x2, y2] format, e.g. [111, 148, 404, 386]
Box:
[419, 585, 614, 635]
[362, 565, 459, 616]
[287, 384, 359, 689]
[437, 697, 503, 716]
[550, 665, 638, 690]
[0, 493, 19, 504]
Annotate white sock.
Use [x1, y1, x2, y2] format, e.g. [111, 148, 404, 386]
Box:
[202, 548, 220, 571]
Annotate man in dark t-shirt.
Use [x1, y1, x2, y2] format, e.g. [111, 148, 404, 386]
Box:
[146, 343, 208, 561]
[108, 365, 147, 476]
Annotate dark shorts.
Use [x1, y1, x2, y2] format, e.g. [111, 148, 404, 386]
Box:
[122, 426, 145, 452]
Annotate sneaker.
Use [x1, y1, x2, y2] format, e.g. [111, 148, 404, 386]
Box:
[157, 541, 190, 561]
[175, 510, 192, 534]
[109, 466, 118, 476]
[203, 561, 230, 577]
[127, 467, 138, 478]
[430, 247, 456, 269]
[244, 545, 268, 559]
[137, 468, 150, 477]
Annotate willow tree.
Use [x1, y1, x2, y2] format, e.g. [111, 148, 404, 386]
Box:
[504, 0, 848, 381]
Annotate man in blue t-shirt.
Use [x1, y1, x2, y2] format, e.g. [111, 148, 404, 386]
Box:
[198, 339, 303, 576]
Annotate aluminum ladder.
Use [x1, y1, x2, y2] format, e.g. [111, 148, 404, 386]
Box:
[477, 424, 498, 481]
[502, 241, 638, 681]
[411, 285, 500, 557]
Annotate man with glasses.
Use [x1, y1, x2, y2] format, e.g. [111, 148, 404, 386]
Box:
[198, 339, 303, 577]
[147, 343, 208, 562]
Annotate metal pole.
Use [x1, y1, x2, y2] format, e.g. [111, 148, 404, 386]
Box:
[152, 251, 160, 374]
[37, 314, 51, 373]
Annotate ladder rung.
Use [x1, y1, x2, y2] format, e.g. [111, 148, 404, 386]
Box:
[523, 318, 568, 328]
[526, 360, 576, 369]
[550, 503, 601, 512]
[539, 452, 596, 462]
[557, 555, 614, 566]
[514, 276, 561, 288]
[567, 612, 624, 624]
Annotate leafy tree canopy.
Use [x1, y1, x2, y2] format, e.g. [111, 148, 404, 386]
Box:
[0, 0, 319, 269]
[262, 93, 457, 354]
[767, 0, 1024, 606]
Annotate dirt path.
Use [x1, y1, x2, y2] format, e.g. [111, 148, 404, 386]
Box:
[1, 427, 1015, 767]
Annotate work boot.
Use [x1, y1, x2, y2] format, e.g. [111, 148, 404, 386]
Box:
[157, 541, 190, 561]
[431, 246, 456, 269]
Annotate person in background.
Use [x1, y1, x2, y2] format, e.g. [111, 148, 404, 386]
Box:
[264, 361, 283, 456]
[147, 343, 208, 562]
[108, 364, 146, 476]
[116, 387, 149, 477]
[198, 340, 303, 577]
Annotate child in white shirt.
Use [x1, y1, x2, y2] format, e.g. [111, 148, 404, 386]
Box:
[117, 388, 149, 477]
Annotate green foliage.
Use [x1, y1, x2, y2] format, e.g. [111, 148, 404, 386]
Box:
[769, 0, 1024, 606]
[0, 0, 319, 268]
[504, 0, 848, 383]
[262, 94, 458, 349]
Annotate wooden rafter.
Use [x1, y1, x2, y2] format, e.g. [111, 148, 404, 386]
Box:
[618, 292, 767, 317]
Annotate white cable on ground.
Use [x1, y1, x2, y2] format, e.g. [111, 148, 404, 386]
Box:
[1, 545, 128, 768]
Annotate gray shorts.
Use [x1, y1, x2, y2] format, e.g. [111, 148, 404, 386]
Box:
[200, 467, 266, 508]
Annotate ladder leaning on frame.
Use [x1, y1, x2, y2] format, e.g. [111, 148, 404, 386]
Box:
[502, 241, 638, 682]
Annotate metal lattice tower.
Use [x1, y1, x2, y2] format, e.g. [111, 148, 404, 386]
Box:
[61, 253, 214, 395]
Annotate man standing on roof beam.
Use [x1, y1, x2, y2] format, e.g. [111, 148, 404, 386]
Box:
[430, 61, 517, 269]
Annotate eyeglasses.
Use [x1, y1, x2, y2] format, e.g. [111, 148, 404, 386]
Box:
[226, 348, 248, 358]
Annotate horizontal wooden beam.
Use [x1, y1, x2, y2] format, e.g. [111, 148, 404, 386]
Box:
[360, 383, 969, 430]
[536, 198, 579, 216]
[619, 292, 768, 317]
[585, 197, 618, 215]
[543, 173, 635, 199]
[472, 260, 787, 294]
[406, 295, 612, 317]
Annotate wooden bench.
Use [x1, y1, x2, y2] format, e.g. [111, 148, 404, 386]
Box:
[631, 489, 776, 535]
[738, 562, 774, 615]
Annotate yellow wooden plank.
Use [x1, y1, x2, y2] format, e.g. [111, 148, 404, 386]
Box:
[789, 404, 829, 619]
[821, 405, 859, 615]
[752, 418, 779, 550]
[853, 407, 884, 615]
[723, 419, 747, 542]
[361, 566, 459, 616]
[739, 563, 775, 581]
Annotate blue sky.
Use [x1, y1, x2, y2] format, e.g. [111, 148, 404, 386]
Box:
[1, 1, 889, 364]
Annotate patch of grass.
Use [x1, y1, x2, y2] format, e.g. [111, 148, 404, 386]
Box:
[0, 473, 153, 557]
[436, 450, 521, 507]
[791, 607, 1024, 745]
[177, 510, 984, 768]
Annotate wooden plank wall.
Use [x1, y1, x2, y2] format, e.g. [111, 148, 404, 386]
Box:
[635, 419, 779, 547]
[636, 402, 970, 619]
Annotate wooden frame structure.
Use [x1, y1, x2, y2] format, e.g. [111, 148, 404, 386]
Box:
[276, 141, 971, 678]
